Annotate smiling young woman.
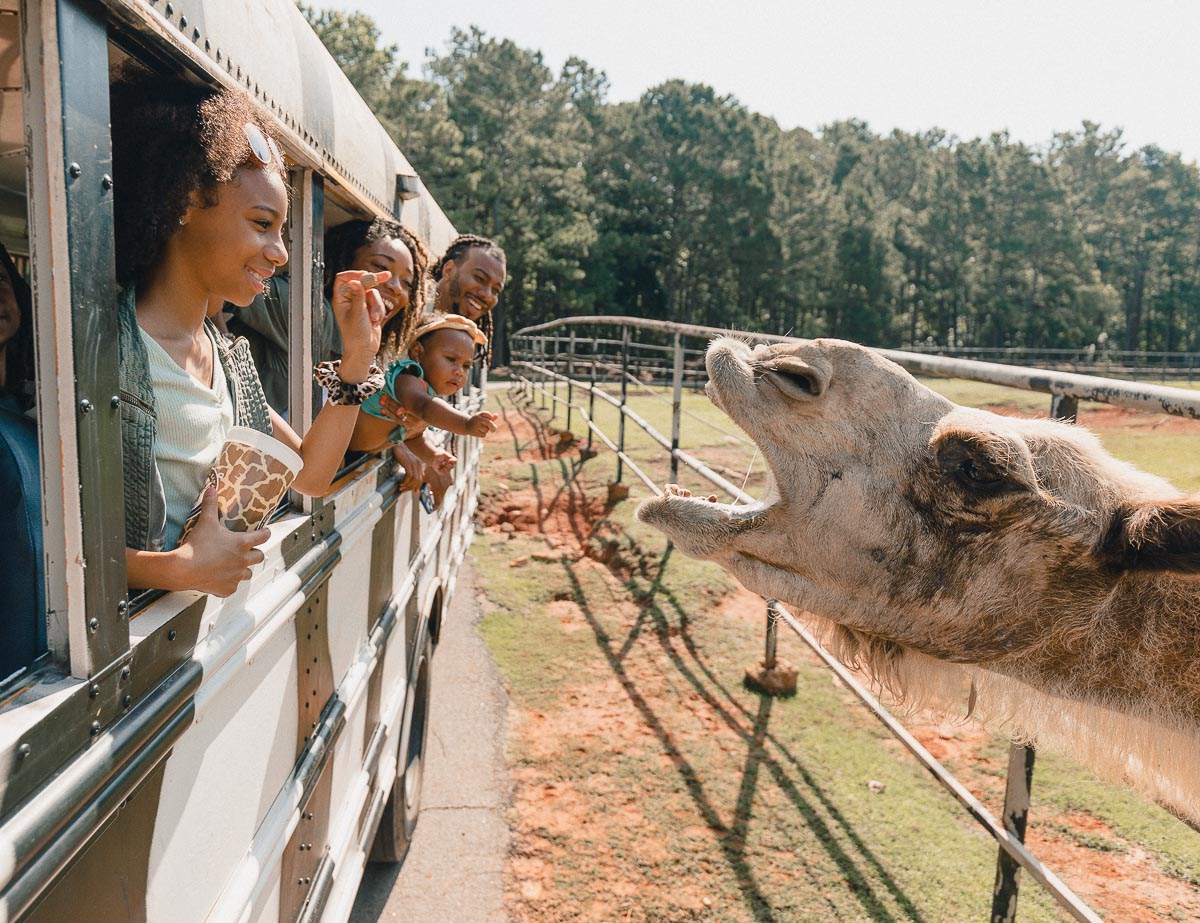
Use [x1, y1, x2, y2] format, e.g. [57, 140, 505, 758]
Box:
[110, 69, 390, 596]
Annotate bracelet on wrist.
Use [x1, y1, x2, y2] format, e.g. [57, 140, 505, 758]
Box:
[313, 359, 385, 406]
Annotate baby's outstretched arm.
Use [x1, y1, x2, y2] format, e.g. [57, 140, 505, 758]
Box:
[393, 374, 498, 437]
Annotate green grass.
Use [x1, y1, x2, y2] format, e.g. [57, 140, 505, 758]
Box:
[479, 387, 1200, 922]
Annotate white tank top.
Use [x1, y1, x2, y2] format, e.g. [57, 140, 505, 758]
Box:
[139, 326, 234, 550]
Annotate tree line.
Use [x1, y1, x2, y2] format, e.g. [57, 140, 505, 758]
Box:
[306, 7, 1200, 364]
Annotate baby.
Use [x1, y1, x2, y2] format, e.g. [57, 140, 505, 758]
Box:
[349, 313, 498, 474]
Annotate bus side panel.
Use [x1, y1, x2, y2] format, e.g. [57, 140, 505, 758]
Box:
[392, 495, 416, 591]
[246, 880, 281, 923]
[145, 627, 299, 922]
[325, 534, 372, 699]
[23, 761, 166, 923]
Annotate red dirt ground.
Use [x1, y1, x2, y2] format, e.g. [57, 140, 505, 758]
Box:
[482, 392, 1200, 922]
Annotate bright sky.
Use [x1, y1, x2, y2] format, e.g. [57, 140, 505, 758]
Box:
[326, 0, 1200, 163]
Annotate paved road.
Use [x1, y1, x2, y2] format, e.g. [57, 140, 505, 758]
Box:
[349, 561, 509, 923]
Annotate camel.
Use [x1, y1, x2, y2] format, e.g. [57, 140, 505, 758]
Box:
[636, 336, 1200, 823]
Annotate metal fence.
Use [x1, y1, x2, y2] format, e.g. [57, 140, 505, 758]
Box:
[508, 315, 1200, 923]
[900, 345, 1200, 382]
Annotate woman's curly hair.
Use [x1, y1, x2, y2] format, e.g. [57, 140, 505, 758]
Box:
[431, 234, 506, 360]
[323, 218, 430, 362]
[110, 66, 287, 287]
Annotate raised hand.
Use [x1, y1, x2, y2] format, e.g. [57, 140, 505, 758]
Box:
[331, 269, 390, 377]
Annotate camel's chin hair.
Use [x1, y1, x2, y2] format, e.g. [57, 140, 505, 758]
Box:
[799, 610, 1200, 825]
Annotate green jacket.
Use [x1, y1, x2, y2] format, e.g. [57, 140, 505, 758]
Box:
[118, 287, 272, 552]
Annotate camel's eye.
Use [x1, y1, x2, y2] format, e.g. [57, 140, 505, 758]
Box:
[958, 457, 1003, 487]
[936, 435, 1018, 495]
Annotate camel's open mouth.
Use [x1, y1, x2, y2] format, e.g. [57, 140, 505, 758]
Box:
[634, 337, 779, 554]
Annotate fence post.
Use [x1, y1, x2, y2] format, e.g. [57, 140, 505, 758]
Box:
[764, 599, 778, 670]
[550, 334, 559, 421]
[992, 390, 1078, 923]
[539, 336, 547, 409]
[586, 335, 598, 456]
[616, 326, 630, 484]
[566, 329, 575, 434]
[990, 745, 1037, 923]
[745, 599, 796, 695]
[670, 332, 683, 485]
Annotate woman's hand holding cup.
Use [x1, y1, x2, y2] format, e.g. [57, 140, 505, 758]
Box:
[174, 488, 269, 597]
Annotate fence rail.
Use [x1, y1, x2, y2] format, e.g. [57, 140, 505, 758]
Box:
[508, 315, 1200, 923]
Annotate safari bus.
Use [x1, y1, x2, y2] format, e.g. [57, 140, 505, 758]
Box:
[0, 0, 482, 919]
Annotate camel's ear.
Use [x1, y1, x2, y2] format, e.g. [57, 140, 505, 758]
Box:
[762, 355, 829, 401]
[1097, 500, 1200, 573]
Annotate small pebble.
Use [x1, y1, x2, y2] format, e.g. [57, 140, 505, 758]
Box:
[868, 780, 886, 794]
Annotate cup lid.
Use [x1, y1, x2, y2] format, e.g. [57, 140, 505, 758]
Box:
[223, 425, 303, 475]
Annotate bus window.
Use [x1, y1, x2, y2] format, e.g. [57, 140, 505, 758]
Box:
[0, 3, 47, 683]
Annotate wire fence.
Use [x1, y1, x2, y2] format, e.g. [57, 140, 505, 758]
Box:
[508, 315, 1200, 923]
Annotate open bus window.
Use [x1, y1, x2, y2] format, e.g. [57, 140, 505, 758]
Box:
[0, 4, 48, 683]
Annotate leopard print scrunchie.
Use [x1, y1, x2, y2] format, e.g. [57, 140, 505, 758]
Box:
[313, 360, 385, 405]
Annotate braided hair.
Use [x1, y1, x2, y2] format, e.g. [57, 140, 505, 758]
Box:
[323, 218, 430, 361]
[431, 234, 506, 358]
[110, 65, 288, 288]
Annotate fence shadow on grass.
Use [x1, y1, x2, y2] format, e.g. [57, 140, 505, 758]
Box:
[495, 385, 929, 921]
[553, 506, 927, 922]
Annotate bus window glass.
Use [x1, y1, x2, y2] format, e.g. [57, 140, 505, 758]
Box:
[0, 3, 47, 682]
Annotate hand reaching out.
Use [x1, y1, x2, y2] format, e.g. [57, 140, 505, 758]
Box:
[466, 411, 498, 438]
[430, 448, 457, 475]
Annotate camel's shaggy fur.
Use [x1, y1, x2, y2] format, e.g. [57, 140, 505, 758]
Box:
[637, 337, 1200, 822]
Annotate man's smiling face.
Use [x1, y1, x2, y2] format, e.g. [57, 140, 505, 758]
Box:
[443, 248, 505, 320]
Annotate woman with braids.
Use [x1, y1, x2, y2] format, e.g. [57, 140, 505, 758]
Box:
[111, 69, 389, 597]
[431, 234, 506, 354]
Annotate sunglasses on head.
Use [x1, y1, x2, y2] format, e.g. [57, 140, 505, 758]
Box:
[243, 122, 285, 169]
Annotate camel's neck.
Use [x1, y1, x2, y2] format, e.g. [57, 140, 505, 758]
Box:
[1000, 571, 1200, 724]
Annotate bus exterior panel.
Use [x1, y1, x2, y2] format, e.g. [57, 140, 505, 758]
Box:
[0, 1, 479, 920]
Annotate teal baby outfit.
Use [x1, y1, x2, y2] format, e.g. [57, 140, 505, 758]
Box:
[361, 358, 437, 444]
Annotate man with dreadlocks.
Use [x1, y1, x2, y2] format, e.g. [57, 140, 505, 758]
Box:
[431, 234, 506, 357]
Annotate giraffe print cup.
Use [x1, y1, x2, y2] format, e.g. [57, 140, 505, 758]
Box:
[210, 426, 303, 532]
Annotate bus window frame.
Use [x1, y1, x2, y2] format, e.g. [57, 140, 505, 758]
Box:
[24, 0, 129, 679]
[287, 167, 321, 516]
